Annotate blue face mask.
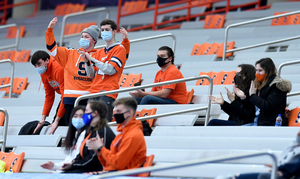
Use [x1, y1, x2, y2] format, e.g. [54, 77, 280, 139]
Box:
[101, 31, 112, 41]
[72, 118, 85, 129]
[35, 65, 47, 74]
[79, 38, 90, 49]
[82, 113, 93, 126]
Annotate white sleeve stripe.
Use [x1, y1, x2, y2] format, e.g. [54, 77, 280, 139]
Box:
[49, 48, 57, 57]
[111, 57, 122, 68]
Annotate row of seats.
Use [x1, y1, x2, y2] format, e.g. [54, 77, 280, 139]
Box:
[54, 3, 85, 16]
[0, 151, 24, 173]
[191, 0, 212, 8]
[121, 0, 148, 13]
[204, 14, 225, 29]
[6, 26, 26, 39]
[0, 77, 28, 95]
[64, 22, 97, 35]
[191, 41, 235, 57]
[196, 71, 236, 86]
[271, 12, 300, 26]
[0, 50, 31, 62]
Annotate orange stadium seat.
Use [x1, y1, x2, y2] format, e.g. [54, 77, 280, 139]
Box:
[139, 108, 157, 127]
[0, 151, 25, 173]
[0, 110, 6, 126]
[289, 14, 300, 24]
[187, 89, 194, 103]
[121, 1, 130, 13]
[271, 12, 290, 26]
[12, 77, 28, 94]
[204, 15, 225, 29]
[138, 154, 155, 177]
[118, 74, 128, 87]
[203, 15, 214, 29]
[216, 41, 235, 57]
[14, 50, 31, 62]
[122, 73, 142, 87]
[221, 70, 236, 85]
[196, 71, 217, 86]
[190, 44, 202, 56]
[0, 77, 10, 94]
[288, 107, 300, 126]
[196, 71, 209, 86]
[6, 26, 26, 39]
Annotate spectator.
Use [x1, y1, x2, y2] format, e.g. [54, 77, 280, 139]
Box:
[46, 17, 130, 124]
[208, 64, 256, 126]
[40, 105, 86, 172]
[232, 130, 300, 179]
[86, 97, 146, 172]
[31, 50, 65, 134]
[247, 58, 291, 126]
[62, 100, 115, 173]
[129, 46, 187, 105]
[82, 19, 129, 122]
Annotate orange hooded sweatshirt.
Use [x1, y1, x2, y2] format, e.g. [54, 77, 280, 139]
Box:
[98, 117, 146, 171]
[41, 56, 65, 118]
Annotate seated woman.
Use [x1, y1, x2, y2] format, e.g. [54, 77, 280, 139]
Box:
[247, 57, 291, 126]
[40, 105, 86, 172]
[208, 64, 256, 126]
[62, 100, 115, 173]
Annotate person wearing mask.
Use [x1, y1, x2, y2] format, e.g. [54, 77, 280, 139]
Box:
[207, 64, 256, 126]
[129, 46, 187, 105]
[62, 100, 115, 173]
[86, 97, 146, 172]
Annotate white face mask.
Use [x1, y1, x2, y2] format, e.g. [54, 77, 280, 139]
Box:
[35, 65, 47, 74]
[72, 118, 85, 129]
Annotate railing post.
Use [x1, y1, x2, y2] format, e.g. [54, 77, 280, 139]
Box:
[117, 0, 122, 30]
[187, 0, 191, 22]
[0, 109, 8, 152]
[226, 0, 230, 13]
[0, 59, 15, 98]
[153, 0, 159, 30]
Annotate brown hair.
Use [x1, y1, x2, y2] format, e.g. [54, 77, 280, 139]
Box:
[100, 19, 117, 31]
[113, 97, 138, 114]
[87, 100, 108, 133]
[254, 57, 276, 90]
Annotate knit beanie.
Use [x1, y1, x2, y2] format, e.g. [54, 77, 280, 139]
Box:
[81, 25, 100, 42]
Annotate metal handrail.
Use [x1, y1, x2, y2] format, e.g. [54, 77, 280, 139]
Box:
[124, 61, 157, 70]
[95, 33, 176, 54]
[74, 75, 213, 126]
[0, 108, 9, 152]
[277, 60, 300, 98]
[92, 151, 277, 179]
[0, 59, 14, 98]
[0, 24, 19, 51]
[59, 7, 110, 46]
[222, 10, 300, 61]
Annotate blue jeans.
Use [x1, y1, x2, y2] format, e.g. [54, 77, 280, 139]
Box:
[136, 95, 177, 105]
[207, 119, 235, 126]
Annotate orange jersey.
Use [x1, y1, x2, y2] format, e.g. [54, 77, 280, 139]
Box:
[98, 117, 146, 171]
[46, 28, 93, 104]
[152, 64, 187, 104]
[40, 56, 65, 118]
[91, 43, 127, 99]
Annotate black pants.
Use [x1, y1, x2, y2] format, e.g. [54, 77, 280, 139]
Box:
[64, 99, 88, 126]
[52, 100, 66, 126]
[91, 96, 115, 122]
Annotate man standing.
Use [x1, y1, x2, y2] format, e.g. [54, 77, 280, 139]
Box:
[81, 19, 128, 121]
[86, 97, 146, 171]
[130, 46, 187, 104]
[31, 50, 65, 134]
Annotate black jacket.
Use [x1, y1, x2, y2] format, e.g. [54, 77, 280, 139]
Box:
[221, 91, 256, 125]
[65, 126, 115, 173]
[249, 75, 292, 126]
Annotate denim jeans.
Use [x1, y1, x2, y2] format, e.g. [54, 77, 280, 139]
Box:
[207, 119, 235, 126]
[135, 95, 177, 105]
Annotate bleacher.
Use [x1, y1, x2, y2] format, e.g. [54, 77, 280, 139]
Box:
[1, 0, 300, 178]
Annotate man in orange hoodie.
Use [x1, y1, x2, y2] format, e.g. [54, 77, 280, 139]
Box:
[31, 50, 65, 134]
[86, 97, 146, 171]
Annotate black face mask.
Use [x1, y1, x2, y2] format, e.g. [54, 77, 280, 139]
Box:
[114, 111, 128, 124]
[156, 56, 169, 67]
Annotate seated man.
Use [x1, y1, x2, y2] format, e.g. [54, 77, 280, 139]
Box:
[31, 50, 65, 134]
[86, 97, 146, 171]
[129, 46, 187, 105]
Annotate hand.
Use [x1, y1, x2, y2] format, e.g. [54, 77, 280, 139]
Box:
[86, 134, 103, 152]
[249, 80, 256, 96]
[78, 51, 91, 63]
[225, 87, 235, 102]
[48, 119, 59, 135]
[33, 116, 47, 134]
[120, 27, 128, 39]
[209, 92, 224, 105]
[41, 161, 54, 170]
[48, 17, 58, 29]
[129, 89, 144, 98]
[234, 86, 246, 99]
[61, 163, 72, 171]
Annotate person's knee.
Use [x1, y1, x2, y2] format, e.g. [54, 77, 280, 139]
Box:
[140, 95, 156, 104]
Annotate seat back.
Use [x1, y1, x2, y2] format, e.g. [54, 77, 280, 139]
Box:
[0, 151, 25, 173]
[138, 154, 155, 177]
[288, 107, 300, 126]
[12, 77, 28, 94]
[187, 89, 194, 103]
[140, 108, 157, 127]
[123, 73, 142, 87]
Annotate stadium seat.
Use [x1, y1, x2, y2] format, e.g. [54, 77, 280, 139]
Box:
[0, 110, 5, 126]
[123, 73, 142, 87]
[196, 71, 217, 86]
[138, 154, 155, 177]
[139, 108, 157, 127]
[186, 89, 194, 103]
[271, 12, 300, 26]
[288, 107, 300, 126]
[204, 14, 225, 29]
[6, 26, 26, 39]
[0, 77, 10, 94]
[12, 77, 28, 95]
[0, 151, 25, 173]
